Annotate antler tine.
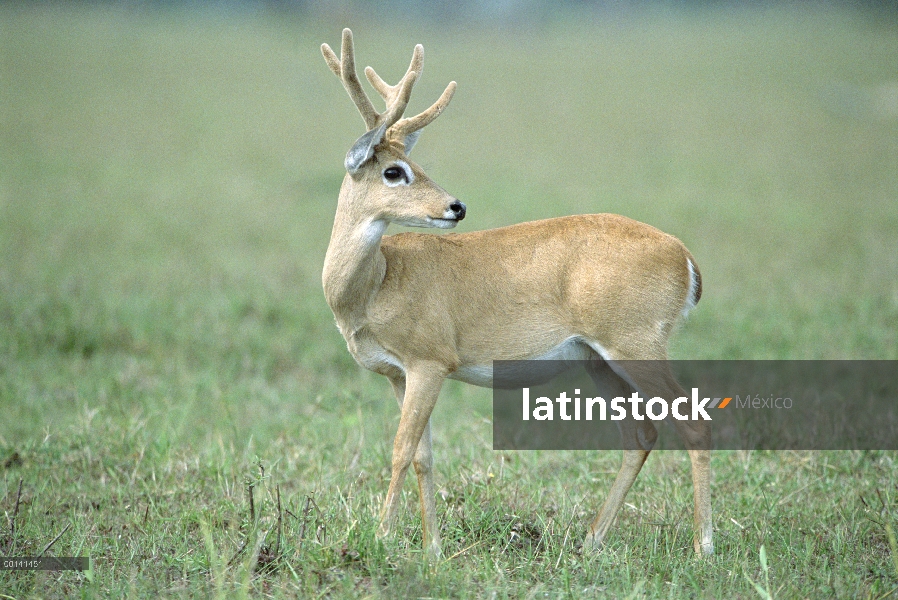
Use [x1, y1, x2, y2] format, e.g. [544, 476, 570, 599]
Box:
[361, 44, 423, 133]
[390, 80, 457, 139]
[364, 44, 424, 106]
[321, 28, 379, 130]
[320, 42, 341, 77]
[381, 71, 420, 131]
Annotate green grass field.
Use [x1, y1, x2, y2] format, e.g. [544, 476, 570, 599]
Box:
[1, 3, 897, 597]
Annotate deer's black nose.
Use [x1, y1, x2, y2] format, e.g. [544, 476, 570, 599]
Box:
[449, 200, 466, 220]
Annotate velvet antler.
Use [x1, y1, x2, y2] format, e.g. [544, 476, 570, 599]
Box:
[322, 28, 456, 150]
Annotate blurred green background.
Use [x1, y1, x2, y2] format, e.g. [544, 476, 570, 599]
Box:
[1, 1, 897, 596]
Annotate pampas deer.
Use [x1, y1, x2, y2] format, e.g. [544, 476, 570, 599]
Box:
[320, 28, 712, 557]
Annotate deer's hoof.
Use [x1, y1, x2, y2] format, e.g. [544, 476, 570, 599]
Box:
[582, 532, 605, 553]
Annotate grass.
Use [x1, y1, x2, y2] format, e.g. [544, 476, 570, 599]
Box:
[1, 3, 897, 597]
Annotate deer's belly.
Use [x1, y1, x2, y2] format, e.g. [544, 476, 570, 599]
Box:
[449, 336, 596, 388]
[347, 333, 598, 388]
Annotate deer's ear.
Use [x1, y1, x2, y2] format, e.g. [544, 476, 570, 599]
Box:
[403, 131, 422, 154]
[345, 122, 387, 174]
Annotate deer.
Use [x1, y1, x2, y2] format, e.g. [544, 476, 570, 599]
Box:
[319, 28, 713, 558]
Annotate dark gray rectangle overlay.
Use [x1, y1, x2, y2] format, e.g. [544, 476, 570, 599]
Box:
[492, 361, 898, 450]
[0, 557, 90, 571]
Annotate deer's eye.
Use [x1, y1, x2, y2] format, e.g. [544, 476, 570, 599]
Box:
[382, 161, 414, 186]
[383, 166, 406, 182]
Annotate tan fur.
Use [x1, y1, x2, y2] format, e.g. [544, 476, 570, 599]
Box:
[320, 29, 713, 558]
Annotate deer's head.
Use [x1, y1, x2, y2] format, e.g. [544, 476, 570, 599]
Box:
[322, 29, 465, 229]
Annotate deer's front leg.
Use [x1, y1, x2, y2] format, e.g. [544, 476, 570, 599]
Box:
[378, 364, 445, 556]
[386, 376, 441, 556]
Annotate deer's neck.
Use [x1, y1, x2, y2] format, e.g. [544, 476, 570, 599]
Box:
[322, 176, 388, 332]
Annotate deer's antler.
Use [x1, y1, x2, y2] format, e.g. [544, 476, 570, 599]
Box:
[322, 29, 378, 129]
[322, 29, 456, 148]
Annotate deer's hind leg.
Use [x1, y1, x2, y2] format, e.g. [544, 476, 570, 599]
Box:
[586, 353, 713, 555]
[583, 359, 658, 550]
